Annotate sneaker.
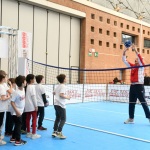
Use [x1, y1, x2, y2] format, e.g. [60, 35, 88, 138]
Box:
[0, 135, 4, 140]
[26, 132, 32, 138]
[124, 118, 134, 124]
[15, 140, 27, 146]
[10, 138, 16, 143]
[38, 126, 47, 131]
[52, 131, 57, 137]
[56, 132, 66, 139]
[0, 139, 6, 145]
[31, 134, 41, 139]
[21, 130, 27, 134]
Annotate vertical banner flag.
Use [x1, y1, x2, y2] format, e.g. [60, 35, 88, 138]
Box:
[18, 31, 32, 76]
[18, 30, 32, 59]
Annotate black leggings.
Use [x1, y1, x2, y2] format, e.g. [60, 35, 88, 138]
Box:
[129, 84, 150, 119]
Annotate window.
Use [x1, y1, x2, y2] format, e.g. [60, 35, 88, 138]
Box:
[99, 16, 103, 22]
[132, 27, 135, 31]
[107, 19, 110, 24]
[99, 41, 102, 46]
[99, 28, 102, 34]
[144, 39, 150, 48]
[91, 14, 95, 19]
[106, 30, 110, 35]
[120, 23, 123, 28]
[120, 45, 123, 49]
[126, 25, 129, 29]
[142, 49, 145, 53]
[138, 28, 140, 33]
[106, 42, 109, 47]
[137, 48, 140, 52]
[143, 30, 145, 34]
[91, 39, 94, 44]
[91, 26, 94, 32]
[122, 33, 135, 43]
[113, 43, 116, 48]
[114, 32, 117, 37]
[147, 50, 149, 54]
[114, 21, 117, 26]
[148, 31, 150, 35]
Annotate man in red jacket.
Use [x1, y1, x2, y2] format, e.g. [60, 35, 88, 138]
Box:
[122, 44, 150, 124]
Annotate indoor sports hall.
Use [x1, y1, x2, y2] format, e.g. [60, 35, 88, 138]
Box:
[0, 0, 150, 150]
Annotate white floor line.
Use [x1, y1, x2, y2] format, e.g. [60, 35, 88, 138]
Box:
[70, 105, 145, 117]
[45, 118, 150, 143]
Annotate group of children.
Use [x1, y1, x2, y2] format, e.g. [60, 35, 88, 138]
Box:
[0, 70, 70, 146]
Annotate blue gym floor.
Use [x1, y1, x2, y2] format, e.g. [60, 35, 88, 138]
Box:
[1, 102, 150, 150]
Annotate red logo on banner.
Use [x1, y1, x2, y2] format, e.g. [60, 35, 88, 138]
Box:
[22, 32, 28, 48]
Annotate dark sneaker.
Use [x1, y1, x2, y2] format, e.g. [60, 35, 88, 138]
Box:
[38, 126, 47, 130]
[10, 138, 16, 143]
[21, 130, 27, 134]
[52, 131, 57, 137]
[15, 140, 27, 146]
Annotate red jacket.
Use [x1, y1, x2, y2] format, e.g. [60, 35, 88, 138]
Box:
[122, 54, 144, 83]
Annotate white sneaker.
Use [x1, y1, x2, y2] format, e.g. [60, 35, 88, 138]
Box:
[56, 132, 66, 139]
[52, 131, 57, 137]
[0, 135, 4, 140]
[26, 132, 32, 138]
[0, 139, 6, 145]
[124, 118, 134, 124]
[31, 134, 41, 139]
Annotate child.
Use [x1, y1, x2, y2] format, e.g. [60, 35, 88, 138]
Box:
[5, 78, 16, 136]
[35, 75, 48, 130]
[10, 75, 27, 146]
[0, 70, 11, 145]
[52, 74, 70, 139]
[25, 74, 41, 139]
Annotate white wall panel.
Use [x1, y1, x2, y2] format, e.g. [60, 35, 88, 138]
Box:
[59, 14, 70, 68]
[2, 0, 18, 28]
[33, 7, 47, 76]
[70, 17, 80, 83]
[70, 17, 80, 67]
[19, 3, 33, 33]
[47, 11, 59, 66]
[33, 7, 47, 63]
[0, 0, 1, 25]
[1, 0, 18, 74]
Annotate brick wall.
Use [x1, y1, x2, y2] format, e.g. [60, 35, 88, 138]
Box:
[49, 0, 150, 83]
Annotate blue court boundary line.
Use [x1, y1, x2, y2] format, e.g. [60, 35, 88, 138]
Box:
[45, 118, 150, 143]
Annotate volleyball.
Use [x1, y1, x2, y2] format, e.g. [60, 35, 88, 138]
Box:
[124, 40, 132, 48]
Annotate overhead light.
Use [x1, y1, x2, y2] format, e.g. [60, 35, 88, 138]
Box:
[114, 5, 120, 12]
[138, 15, 145, 20]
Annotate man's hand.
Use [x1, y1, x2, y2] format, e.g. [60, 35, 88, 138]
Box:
[123, 47, 129, 56]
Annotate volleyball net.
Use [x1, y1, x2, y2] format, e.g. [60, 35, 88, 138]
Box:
[27, 59, 150, 105]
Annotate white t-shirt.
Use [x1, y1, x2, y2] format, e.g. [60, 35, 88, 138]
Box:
[10, 89, 25, 115]
[25, 85, 37, 112]
[54, 84, 66, 109]
[7, 88, 15, 112]
[0, 84, 7, 112]
[35, 84, 45, 107]
[3, 83, 10, 111]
